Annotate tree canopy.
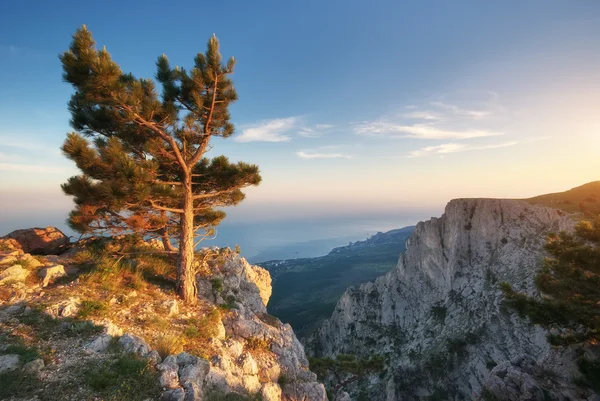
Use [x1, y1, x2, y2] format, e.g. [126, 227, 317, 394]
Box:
[60, 25, 261, 301]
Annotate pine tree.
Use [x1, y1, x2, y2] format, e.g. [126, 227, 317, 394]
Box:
[501, 218, 600, 390]
[60, 26, 261, 303]
[501, 218, 600, 345]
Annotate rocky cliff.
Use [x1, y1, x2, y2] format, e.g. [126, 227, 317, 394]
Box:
[0, 232, 326, 401]
[309, 199, 599, 400]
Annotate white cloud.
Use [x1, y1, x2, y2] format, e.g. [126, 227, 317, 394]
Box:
[355, 122, 501, 140]
[235, 117, 298, 142]
[298, 128, 320, 138]
[408, 141, 518, 158]
[296, 151, 352, 160]
[430, 102, 490, 119]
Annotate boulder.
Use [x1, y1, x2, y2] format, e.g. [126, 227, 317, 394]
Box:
[0, 265, 30, 284]
[119, 333, 150, 355]
[86, 334, 113, 353]
[4, 227, 69, 255]
[38, 264, 67, 287]
[157, 356, 180, 389]
[0, 354, 20, 373]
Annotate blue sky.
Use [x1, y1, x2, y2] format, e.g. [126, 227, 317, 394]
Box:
[1, 1, 600, 235]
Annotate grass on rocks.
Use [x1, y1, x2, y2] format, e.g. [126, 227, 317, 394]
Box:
[83, 352, 161, 401]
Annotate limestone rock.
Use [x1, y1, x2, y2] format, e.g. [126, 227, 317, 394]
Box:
[162, 299, 179, 317]
[0, 265, 30, 284]
[0, 255, 18, 266]
[161, 387, 185, 401]
[3, 227, 69, 255]
[261, 382, 283, 401]
[182, 382, 202, 401]
[46, 296, 81, 317]
[119, 333, 150, 355]
[86, 334, 112, 353]
[309, 199, 583, 400]
[0, 354, 20, 373]
[20, 253, 42, 268]
[157, 356, 180, 389]
[38, 264, 67, 287]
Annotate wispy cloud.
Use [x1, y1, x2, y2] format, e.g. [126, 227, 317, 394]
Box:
[315, 124, 335, 130]
[402, 111, 440, 121]
[408, 141, 518, 158]
[0, 163, 70, 173]
[298, 123, 336, 138]
[430, 102, 490, 119]
[235, 117, 298, 142]
[356, 122, 501, 140]
[298, 127, 320, 138]
[297, 151, 352, 160]
[235, 118, 335, 142]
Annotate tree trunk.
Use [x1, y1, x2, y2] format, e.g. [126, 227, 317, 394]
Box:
[177, 174, 197, 303]
[160, 228, 177, 253]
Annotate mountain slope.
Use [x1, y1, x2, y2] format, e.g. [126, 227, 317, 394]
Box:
[526, 180, 600, 218]
[308, 199, 600, 400]
[259, 227, 414, 338]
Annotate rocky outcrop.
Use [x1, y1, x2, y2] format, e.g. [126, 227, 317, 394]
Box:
[3, 227, 69, 255]
[197, 251, 326, 400]
[310, 199, 597, 400]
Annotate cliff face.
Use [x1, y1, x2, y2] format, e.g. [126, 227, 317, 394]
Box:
[309, 199, 592, 400]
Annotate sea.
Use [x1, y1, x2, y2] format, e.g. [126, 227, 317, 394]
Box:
[0, 209, 436, 263]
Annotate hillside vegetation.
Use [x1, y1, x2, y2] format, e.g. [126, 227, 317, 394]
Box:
[526, 181, 600, 218]
[260, 227, 414, 338]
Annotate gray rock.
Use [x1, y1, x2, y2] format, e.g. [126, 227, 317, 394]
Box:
[118, 333, 150, 355]
[0, 354, 20, 373]
[179, 363, 209, 387]
[161, 387, 185, 401]
[183, 382, 203, 401]
[86, 334, 113, 353]
[309, 199, 582, 399]
[147, 350, 162, 365]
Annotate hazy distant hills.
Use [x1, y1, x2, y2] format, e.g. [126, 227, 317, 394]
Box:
[258, 226, 415, 338]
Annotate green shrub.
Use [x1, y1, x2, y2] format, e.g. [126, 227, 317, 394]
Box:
[0, 370, 40, 399]
[78, 300, 108, 319]
[185, 308, 222, 340]
[84, 353, 160, 400]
